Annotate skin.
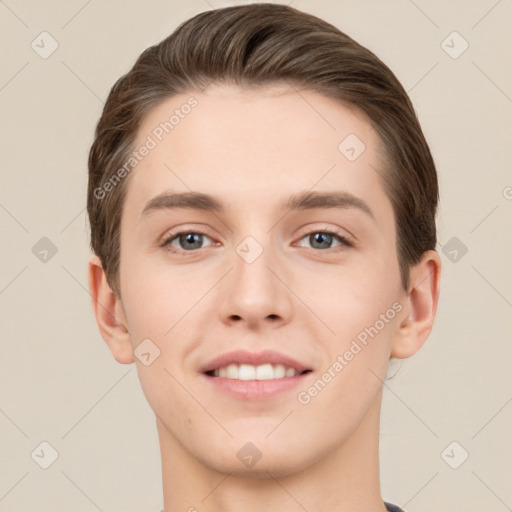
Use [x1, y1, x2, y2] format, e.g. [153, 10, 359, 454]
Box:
[89, 83, 441, 512]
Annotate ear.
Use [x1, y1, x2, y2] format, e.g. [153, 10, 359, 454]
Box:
[391, 250, 441, 359]
[88, 253, 134, 364]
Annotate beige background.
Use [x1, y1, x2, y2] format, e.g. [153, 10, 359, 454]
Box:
[1, 0, 511, 511]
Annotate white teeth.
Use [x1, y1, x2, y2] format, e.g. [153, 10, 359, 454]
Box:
[211, 363, 302, 380]
[239, 364, 256, 380]
[273, 364, 286, 379]
[256, 363, 274, 380]
[285, 367, 296, 377]
[226, 364, 239, 379]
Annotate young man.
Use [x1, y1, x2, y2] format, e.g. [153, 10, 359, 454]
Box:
[87, 4, 441, 511]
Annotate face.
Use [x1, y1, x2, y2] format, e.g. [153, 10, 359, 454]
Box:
[115, 83, 408, 476]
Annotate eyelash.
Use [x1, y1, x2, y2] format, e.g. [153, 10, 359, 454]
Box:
[160, 229, 354, 254]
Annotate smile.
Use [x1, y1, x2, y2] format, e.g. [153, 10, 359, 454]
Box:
[206, 363, 310, 380]
[199, 349, 314, 399]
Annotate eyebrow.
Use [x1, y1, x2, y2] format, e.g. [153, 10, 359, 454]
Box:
[141, 190, 375, 220]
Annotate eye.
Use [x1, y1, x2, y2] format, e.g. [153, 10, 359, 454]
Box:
[296, 230, 353, 251]
[160, 229, 353, 254]
[162, 231, 214, 252]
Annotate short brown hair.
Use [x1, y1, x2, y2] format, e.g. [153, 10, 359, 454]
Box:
[87, 3, 438, 298]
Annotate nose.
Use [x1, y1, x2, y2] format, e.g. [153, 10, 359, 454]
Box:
[217, 238, 294, 330]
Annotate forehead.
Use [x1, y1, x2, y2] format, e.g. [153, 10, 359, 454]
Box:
[136, 82, 378, 161]
[124, 83, 391, 223]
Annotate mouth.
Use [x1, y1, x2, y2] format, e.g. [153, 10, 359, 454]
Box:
[205, 363, 312, 380]
[199, 350, 313, 400]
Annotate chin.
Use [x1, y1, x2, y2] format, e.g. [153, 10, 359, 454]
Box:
[196, 436, 322, 479]
[204, 453, 312, 479]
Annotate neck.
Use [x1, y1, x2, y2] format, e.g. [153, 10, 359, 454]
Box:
[158, 389, 388, 512]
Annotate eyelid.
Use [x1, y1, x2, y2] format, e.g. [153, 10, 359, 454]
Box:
[160, 224, 216, 243]
[295, 230, 354, 250]
[303, 218, 356, 236]
[295, 223, 356, 246]
[159, 226, 217, 252]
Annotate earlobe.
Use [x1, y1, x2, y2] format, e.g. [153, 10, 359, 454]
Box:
[88, 254, 134, 364]
[391, 250, 441, 359]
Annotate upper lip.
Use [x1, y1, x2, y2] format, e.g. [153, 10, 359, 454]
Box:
[199, 349, 312, 374]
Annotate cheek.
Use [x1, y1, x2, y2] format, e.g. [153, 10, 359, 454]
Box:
[312, 262, 402, 389]
[311, 261, 400, 338]
[121, 283, 174, 343]
[119, 245, 183, 340]
[301, 302, 399, 425]
[120, 261, 213, 377]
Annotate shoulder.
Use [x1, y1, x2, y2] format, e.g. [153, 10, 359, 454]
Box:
[385, 502, 406, 512]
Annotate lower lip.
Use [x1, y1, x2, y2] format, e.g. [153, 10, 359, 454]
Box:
[200, 372, 312, 400]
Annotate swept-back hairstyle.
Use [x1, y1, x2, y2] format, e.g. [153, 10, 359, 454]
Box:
[87, 3, 438, 297]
